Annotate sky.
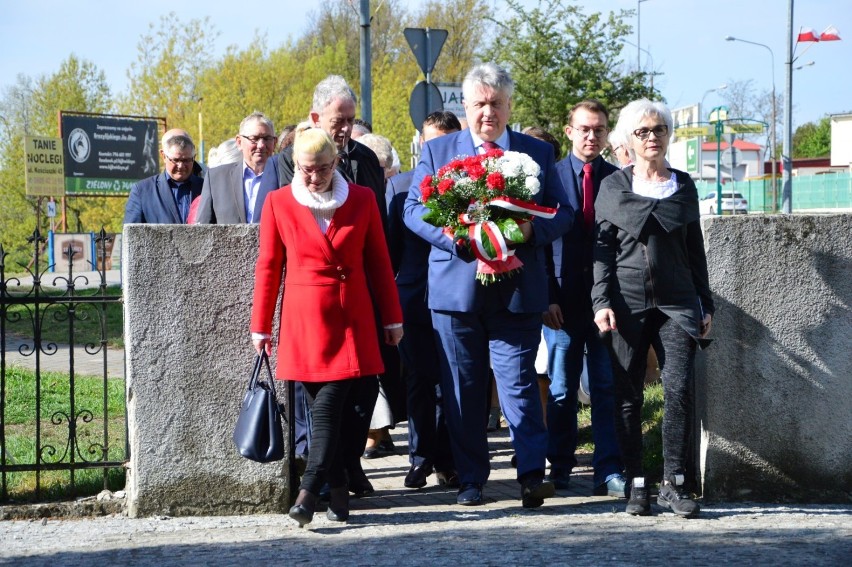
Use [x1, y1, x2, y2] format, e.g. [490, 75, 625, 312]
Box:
[1, 0, 849, 132]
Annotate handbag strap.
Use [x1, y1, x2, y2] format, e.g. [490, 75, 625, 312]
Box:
[258, 350, 277, 397]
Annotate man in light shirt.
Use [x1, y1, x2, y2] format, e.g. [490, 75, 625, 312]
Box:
[194, 112, 277, 224]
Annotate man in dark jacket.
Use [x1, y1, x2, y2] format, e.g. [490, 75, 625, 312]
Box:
[544, 100, 626, 497]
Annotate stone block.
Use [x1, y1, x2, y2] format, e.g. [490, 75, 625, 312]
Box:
[123, 224, 290, 517]
[698, 214, 852, 501]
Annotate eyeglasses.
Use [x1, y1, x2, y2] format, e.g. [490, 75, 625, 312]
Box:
[297, 163, 336, 177]
[632, 125, 669, 141]
[239, 134, 276, 146]
[163, 154, 194, 166]
[572, 126, 608, 138]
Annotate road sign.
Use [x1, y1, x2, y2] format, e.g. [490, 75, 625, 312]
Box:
[721, 147, 743, 168]
[676, 126, 711, 137]
[404, 28, 448, 75]
[686, 139, 700, 173]
[724, 123, 765, 134]
[708, 106, 728, 123]
[409, 81, 444, 130]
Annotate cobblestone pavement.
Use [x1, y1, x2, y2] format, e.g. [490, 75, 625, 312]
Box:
[1, 425, 850, 566]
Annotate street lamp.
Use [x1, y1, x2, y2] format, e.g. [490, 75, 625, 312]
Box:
[637, 0, 651, 70]
[794, 60, 815, 70]
[701, 84, 728, 117]
[726, 35, 778, 212]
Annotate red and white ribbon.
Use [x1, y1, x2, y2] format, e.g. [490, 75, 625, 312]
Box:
[467, 220, 512, 262]
[488, 196, 557, 218]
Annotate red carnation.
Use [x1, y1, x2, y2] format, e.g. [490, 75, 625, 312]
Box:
[486, 172, 505, 191]
[421, 185, 435, 201]
[465, 161, 486, 180]
[437, 178, 455, 195]
[420, 175, 433, 189]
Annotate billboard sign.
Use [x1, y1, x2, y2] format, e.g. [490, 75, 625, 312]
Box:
[24, 136, 65, 197]
[60, 113, 163, 195]
[436, 83, 464, 121]
[671, 104, 700, 142]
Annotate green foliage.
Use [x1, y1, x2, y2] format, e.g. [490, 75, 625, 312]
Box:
[486, 0, 658, 150]
[792, 116, 831, 158]
[118, 12, 218, 138]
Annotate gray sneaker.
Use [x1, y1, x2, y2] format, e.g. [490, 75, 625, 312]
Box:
[657, 478, 700, 518]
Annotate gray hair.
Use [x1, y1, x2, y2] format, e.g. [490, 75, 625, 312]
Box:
[463, 63, 514, 100]
[239, 112, 275, 135]
[162, 134, 195, 156]
[209, 138, 241, 167]
[311, 75, 357, 114]
[357, 133, 394, 171]
[614, 98, 673, 142]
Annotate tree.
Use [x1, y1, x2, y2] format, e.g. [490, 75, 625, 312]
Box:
[0, 57, 115, 268]
[119, 13, 218, 139]
[484, 0, 657, 150]
[792, 117, 831, 158]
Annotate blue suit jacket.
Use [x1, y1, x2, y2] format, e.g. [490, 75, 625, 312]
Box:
[124, 172, 203, 224]
[549, 155, 619, 327]
[403, 129, 574, 314]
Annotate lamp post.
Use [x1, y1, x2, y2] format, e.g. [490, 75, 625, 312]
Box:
[726, 35, 778, 212]
[637, 0, 650, 70]
[794, 60, 815, 70]
[701, 84, 728, 117]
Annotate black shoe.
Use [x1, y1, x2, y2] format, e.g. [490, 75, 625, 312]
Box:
[547, 468, 571, 490]
[404, 464, 433, 489]
[456, 483, 483, 506]
[520, 478, 555, 509]
[288, 489, 317, 527]
[379, 438, 396, 453]
[362, 446, 381, 459]
[326, 486, 349, 522]
[347, 469, 375, 497]
[657, 479, 700, 518]
[625, 478, 651, 516]
[436, 470, 460, 489]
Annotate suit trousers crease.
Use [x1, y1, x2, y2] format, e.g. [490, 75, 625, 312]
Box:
[432, 289, 548, 486]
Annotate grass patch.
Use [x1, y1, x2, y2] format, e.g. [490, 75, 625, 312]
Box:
[577, 382, 664, 479]
[2, 285, 123, 348]
[1, 366, 126, 501]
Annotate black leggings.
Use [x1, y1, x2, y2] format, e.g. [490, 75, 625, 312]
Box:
[299, 379, 359, 495]
[611, 311, 696, 481]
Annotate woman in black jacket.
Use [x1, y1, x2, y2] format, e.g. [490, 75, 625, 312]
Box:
[592, 99, 713, 518]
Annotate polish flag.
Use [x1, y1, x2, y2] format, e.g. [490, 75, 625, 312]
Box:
[797, 27, 820, 42]
[820, 25, 841, 41]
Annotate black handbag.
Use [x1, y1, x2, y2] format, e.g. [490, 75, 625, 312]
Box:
[233, 351, 285, 462]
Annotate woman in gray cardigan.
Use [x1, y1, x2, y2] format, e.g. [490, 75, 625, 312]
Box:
[592, 99, 713, 519]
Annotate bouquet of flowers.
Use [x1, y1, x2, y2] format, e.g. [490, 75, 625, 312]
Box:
[419, 147, 557, 284]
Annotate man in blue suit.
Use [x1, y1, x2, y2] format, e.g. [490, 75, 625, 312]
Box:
[387, 110, 461, 490]
[544, 100, 626, 497]
[404, 63, 574, 508]
[124, 131, 203, 224]
[194, 112, 277, 224]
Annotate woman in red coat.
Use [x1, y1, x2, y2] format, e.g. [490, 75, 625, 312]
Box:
[251, 128, 403, 527]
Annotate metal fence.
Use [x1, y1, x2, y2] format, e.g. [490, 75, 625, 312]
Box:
[695, 172, 852, 213]
[1, 228, 126, 502]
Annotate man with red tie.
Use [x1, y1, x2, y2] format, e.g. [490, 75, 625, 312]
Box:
[543, 100, 626, 497]
[404, 63, 574, 508]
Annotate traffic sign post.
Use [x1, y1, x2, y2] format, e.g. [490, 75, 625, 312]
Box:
[405, 27, 448, 130]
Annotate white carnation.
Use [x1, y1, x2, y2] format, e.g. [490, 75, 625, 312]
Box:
[525, 176, 541, 194]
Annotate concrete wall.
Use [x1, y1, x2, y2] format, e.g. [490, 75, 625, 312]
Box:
[698, 214, 852, 501]
[123, 224, 290, 518]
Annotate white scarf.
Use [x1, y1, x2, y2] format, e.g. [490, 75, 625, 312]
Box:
[291, 170, 349, 210]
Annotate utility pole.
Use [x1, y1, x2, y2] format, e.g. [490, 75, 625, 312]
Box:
[359, 0, 372, 124]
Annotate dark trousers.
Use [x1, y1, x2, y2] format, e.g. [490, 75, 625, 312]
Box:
[610, 311, 696, 481]
[399, 320, 454, 472]
[299, 376, 378, 495]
